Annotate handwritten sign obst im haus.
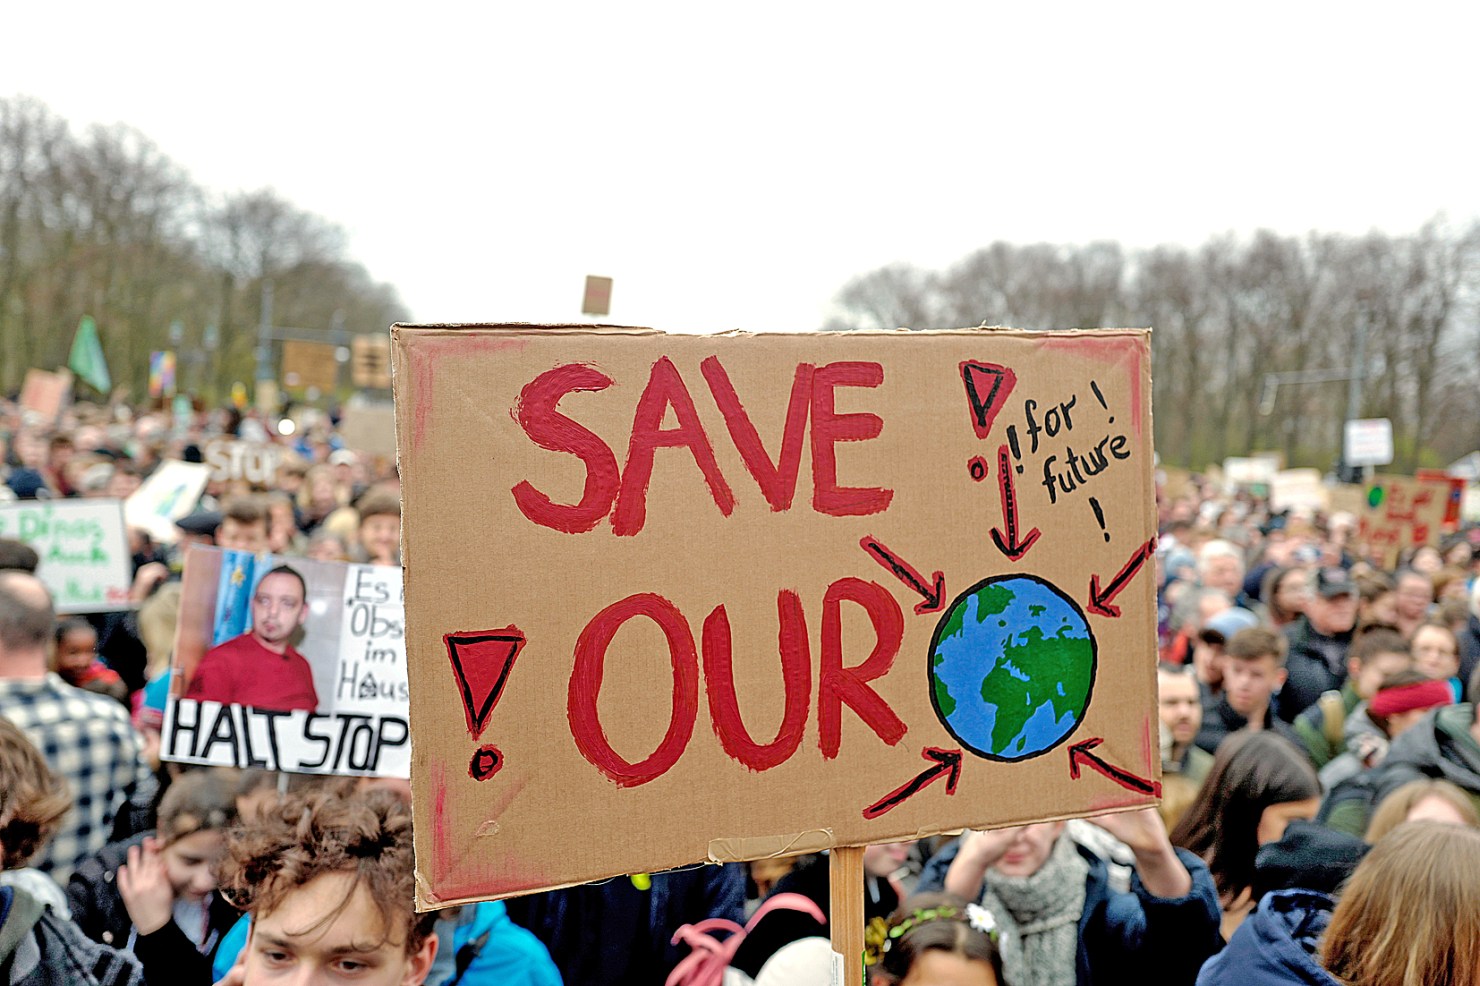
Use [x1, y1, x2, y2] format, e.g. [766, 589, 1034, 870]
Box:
[395, 325, 1159, 908]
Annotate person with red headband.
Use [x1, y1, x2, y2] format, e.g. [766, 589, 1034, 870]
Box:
[1318, 670, 1453, 790]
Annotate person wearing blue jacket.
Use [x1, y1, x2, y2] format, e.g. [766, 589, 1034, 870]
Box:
[918, 807, 1221, 986]
[1195, 890, 1339, 986]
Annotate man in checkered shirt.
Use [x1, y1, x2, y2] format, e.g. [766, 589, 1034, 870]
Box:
[0, 571, 155, 883]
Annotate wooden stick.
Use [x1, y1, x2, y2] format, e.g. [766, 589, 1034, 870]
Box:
[830, 845, 865, 984]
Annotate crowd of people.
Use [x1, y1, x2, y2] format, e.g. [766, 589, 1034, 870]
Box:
[2, 390, 1479, 985]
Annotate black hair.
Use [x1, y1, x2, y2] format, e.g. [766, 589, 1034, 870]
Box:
[257, 564, 307, 599]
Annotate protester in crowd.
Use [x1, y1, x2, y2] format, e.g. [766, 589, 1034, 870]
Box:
[1248, 819, 1368, 903]
[296, 464, 347, 534]
[263, 492, 303, 556]
[184, 563, 318, 713]
[732, 842, 905, 978]
[1291, 627, 1411, 772]
[1158, 663, 1212, 831]
[1170, 731, 1320, 937]
[52, 617, 128, 705]
[1407, 544, 1445, 575]
[1160, 587, 1230, 668]
[305, 530, 351, 563]
[1256, 566, 1307, 631]
[1189, 605, 1254, 725]
[1318, 669, 1454, 789]
[1319, 695, 1480, 837]
[1459, 580, 1480, 686]
[1196, 822, 1480, 986]
[866, 892, 1002, 986]
[1196, 539, 1246, 604]
[0, 717, 74, 915]
[505, 861, 745, 986]
[0, 537, 40, 573]
[215, 496, 270, 554]
[1362, 775, 1479, 843]
[1409, 619, 1463, 696]
[214, 790, 439, 986]
[353, 488, 402, 566]
[1391, 568, 1434, 640]
[1431, 565, 1470, 604]
[67, 769, 239, 985]
[1194, 627, 1300, 754]
[0, 717, 144, 985]
[0, 571, 155, 881]
[1278, 567, 1359, 722]
[919, 807, 1221, 986]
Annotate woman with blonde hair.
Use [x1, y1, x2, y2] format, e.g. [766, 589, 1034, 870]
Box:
[1364, 777, 1479, 843]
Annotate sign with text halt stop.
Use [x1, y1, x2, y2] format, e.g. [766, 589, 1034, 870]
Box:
[394, 324, 1158, 908]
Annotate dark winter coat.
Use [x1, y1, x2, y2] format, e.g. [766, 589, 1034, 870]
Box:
[65, 833, 237, 986]
[1196, 890, 1341, 985]
[918, 837, 1223, 986]
[1279, 617, 1351, 723]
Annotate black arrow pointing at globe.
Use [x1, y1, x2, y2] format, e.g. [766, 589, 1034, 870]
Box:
[859, 536, 946, 614]
[863, 747, 963, 819]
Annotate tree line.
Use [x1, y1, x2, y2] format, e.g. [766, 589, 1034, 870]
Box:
[825, 223, 1480, 473]
[0, 95, 406, 402]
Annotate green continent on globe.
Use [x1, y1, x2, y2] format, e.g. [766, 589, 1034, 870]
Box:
[979, 624, 1094, 754]
[936, 583, 1015, 644]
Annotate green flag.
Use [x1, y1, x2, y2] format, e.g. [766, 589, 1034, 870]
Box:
[68, 315, 112, 393]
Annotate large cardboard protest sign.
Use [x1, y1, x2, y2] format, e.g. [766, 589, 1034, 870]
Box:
[0, 500, 131, 613]
[1358, 475, 1452, 567]
[395, 325, 1158, 908]
[161, 547, 409, 777]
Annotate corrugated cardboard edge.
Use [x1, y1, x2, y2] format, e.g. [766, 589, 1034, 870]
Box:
[706, 829, 836, 864]
[391, 323, 1152, 339]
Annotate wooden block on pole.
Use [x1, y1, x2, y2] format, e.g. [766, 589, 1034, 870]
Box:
[830, 845, 865, 985]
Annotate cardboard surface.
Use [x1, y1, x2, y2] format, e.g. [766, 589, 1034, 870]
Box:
[281, 340, 339, 393]
[19, 369, 72, 424]
[0, 499, 131, 613]
[1269, 469, 1328, 513]
[1358, 475, 1452, 567]
[162, 547, 410, 777]
[394, 325, 1159, 908]
[338, 402, 399, 458]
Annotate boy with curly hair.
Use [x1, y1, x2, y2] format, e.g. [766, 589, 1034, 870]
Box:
[217, 790, 437, 985]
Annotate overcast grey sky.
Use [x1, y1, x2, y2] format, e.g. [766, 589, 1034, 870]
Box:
[6, 2, 1478, 333]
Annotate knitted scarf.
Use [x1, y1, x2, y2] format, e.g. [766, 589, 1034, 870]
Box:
[980, 835, 1089, 986]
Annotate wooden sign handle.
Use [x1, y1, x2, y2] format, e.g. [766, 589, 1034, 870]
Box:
[830, 845, 865, 984]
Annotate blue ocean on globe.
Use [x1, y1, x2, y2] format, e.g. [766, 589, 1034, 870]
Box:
[929, 575, 1096, 761]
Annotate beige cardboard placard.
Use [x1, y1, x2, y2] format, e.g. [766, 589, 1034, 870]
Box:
[1358, 475, 1452, 568]
[338, 402, 398, 459]
[281, 340, 339, 393]
[395, 325, 1159, 908]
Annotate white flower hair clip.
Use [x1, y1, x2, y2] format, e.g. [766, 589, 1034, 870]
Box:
[966, 903, 998, 938]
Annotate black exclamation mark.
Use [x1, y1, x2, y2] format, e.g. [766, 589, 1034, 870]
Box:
[1090, 496, 1110, 542]
[1005, 425, 1025, 475]
[1090, 380, 1113, 424]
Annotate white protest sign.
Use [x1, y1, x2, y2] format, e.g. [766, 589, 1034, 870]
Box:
[162, 548, 409, 777]
[0, 499, 132, 613]
[204, 440, 283, 485]
[124, 460, 212, 544]
[1344, 418, 1394, 468]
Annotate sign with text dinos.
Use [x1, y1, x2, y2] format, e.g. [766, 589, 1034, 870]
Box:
[161, 547, 409, 778]
[0, 500, 131, 613]
[395, 325, 1158, 908]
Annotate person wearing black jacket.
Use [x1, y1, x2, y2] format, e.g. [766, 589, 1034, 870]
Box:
[66, 771, 238, 986]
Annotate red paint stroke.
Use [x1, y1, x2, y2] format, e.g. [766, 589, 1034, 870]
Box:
[443, 627, 526, 740]
[430, 762, 453, 884]
[818, 578, 907, 759]
[859, 536, 946, 614]
[1069, 737, 1162, 797]
[701, 357, 815, 512]
[702, 593, 810, 771]
[568, 593, 699, 787]
[1037, 335, 1147, 440]
[614, 356, 736, 536]
[810, 362, 893, 516]
[510, 363, 620, 534]
[862, 747, 962, 819]
[468, 744, 503, 781]
[968, 455, 990, 482]
[989, 444, 1042, 561]
[1087, 538, 1158, 618]
[959, 361, 1017, 439]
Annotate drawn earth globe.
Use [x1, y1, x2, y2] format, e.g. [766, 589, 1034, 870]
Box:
[928, 574, 1096, 762]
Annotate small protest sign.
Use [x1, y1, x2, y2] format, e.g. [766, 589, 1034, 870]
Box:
[0, 499, 131, 613]
[162, 547, 409, 777]
[1270, 469, 1328, 513]
[19, 369, 72, 424]
[124, 460, 211, 544]
[1358, 475, 1453, 567]
[338, 402, 398, 458]
[395, 324, 1158, 908]
[204, 439, 283, 486]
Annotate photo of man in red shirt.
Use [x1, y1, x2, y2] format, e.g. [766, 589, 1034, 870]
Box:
[185, 564, 320, 713]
